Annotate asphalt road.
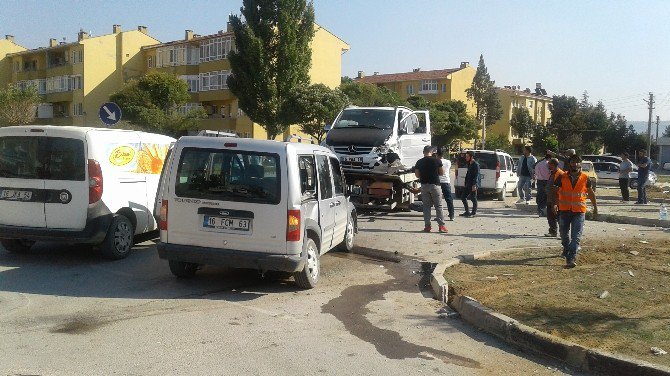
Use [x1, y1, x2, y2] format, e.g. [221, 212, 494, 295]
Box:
[0, 200, 624, 375]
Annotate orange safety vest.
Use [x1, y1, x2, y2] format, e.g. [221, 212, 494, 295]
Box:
[558, 172, 589, 213]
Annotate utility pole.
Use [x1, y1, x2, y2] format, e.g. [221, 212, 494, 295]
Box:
[480, 110, 487, 150]
[643, 92, 654, 156]
[656, 115, 660, 142]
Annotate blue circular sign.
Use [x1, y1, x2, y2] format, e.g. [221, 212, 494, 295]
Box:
[99, 102, 122, 127]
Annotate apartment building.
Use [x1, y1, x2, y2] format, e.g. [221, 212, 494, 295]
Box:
[489, 84, 552, 149]
[142, 23, 349, 139]
[0, 25, 159, 126]
[0, 36, 27, 87]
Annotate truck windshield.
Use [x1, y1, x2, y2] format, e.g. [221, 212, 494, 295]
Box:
[333, 109, 395, 129]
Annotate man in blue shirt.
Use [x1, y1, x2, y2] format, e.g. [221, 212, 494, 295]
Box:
[515, 146, 537, 204]
[635, 150, 651, 204]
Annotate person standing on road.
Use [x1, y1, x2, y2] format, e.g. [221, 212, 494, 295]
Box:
[635, 150, 651, 205]
[415, 146, 448, 233]
[435, 148, 455, 221]
[618, 152, 633, 202]
[544, 158, 563, 237]
[552, 154, 598, 268]
[515, 146, 537, 205]
[460, 150, 480, 218]
[534, 151, 553, 217]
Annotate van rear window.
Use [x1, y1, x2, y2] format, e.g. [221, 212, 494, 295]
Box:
[456, 152, 498, 169]
[0, 136, 85, 181]
[175, 148, 281, 205]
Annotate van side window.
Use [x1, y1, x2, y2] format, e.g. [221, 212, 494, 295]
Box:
[329, 157, 344, 195]
[497, 155, 506, 170]
[298, 155, 317, 200]
[316, 155, 333, 200]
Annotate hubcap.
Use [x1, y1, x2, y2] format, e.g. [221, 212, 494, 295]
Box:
[114, 222, 132, 253]
[345, 219, 354, 248]
[306, 242, 319, 280]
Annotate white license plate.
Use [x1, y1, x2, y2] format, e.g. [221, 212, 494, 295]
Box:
[203, 216, 251, 232]
[1, 189, 32, 201]
[343, 157, 362, 162]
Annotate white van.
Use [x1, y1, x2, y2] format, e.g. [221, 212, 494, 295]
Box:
[454, 149, 518, 200]
[0, 125, 175, 258]
[155, 136, 357, 289]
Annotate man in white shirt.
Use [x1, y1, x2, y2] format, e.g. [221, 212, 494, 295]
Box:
[435, 148, 455, 221]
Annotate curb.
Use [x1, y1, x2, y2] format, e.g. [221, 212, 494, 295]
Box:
[513, 203, 669, 228]
[429, 250, 670, 376]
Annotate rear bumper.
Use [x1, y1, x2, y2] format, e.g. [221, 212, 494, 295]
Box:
[0, 209, 112, 243]
[157, 242, 306, 273]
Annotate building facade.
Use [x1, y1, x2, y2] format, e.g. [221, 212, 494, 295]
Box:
[1, 26, 159, 126]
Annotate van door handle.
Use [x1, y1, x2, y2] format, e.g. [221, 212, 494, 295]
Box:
[335, 201, 341, 206]
[329, 202, 336, 207]
[422, 138, 429, 142]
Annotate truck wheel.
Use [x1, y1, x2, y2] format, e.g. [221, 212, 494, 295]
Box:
[337, 213, 356, 252]
[294, 237, 319, 289]
[100, 215, 134, 260]
[497, 184, 507, 201]
[1, 239, 35, 254]
[169, 260, 199, 278]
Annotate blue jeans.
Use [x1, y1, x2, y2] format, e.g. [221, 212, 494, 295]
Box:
[517, 176, 532, 201]
[559, 211, 585, 260]
[637, 176, 648, 203]
[440, 183, 455, 219]
[536, 180, 548, 214]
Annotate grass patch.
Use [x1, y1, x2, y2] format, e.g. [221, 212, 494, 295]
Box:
[448, 239, 670, 367]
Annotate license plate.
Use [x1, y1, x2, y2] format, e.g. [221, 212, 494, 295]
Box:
[343, 157, 362, 162]
[203, 216, 251, 232]
[0, 189, 32, 201]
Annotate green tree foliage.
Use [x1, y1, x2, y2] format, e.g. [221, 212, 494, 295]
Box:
[339, 81, 404, 107]
[227, 0, 315, 140]
[509, 108, 535, 139]
[529, 123, 559, 156]
[286, 83, 349, 143]
[466, 54, 502, 138]
[484, 134, 512, 153]
[110, 72, 205, 136]
[405, 96, 478, 147]
[547, 94, 608, 154]
[663, 123, 670, 138]
[0, 85, 41, 126]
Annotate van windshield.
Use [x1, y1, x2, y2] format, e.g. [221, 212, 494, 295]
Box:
[0, 136, 85, 181]
[175, 148, 281, 205]
[333, 109, 395, 129]
[456, 152, 498, 169]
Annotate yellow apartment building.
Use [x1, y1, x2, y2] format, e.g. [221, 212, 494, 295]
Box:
[142, 23, 349, 139]
[1, 25, 159, 126]
[0, 36, 27, 87]
[354, 63, 477, 115]
[489, 84, 552, 151]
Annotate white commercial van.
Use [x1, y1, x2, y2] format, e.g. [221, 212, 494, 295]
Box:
[454, 149, 518, 200]
[155, 136, 357, 289]
[0, 125, 175, 259]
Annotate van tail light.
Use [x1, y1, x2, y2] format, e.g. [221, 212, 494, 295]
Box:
[88, 159, 103, 204]
[496, 161, 501, 181]
[159, 200, 168, 230]
[287, 210, 301, 241]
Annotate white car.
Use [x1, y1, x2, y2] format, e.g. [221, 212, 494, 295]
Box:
[0, 125, 175, 258]
[155, 136, 357, 289]
[454, 149, 518, 200]
[593, 161, 657, 188]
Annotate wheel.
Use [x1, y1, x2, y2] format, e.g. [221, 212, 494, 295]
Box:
[337, 212, 356, 252]
[294, 237, 320, 289]
[99, 215, 134, 260]
[169, 260, 199, 278]
[511, 185, 518, 197]
[629, 180, 638, 189]
[1, 239, 35, 254]
[497, 184, 507, 201]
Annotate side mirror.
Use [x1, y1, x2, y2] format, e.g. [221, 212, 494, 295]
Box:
[323, 123, 332, 132]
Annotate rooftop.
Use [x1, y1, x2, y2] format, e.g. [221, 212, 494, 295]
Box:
[355, 67, 466, 84]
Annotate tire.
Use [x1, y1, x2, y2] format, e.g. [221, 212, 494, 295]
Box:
[629, 180, 638, 190]
[169, 260, 199, 278]
[1, 239, 35, 254]
[99, 215, 134, 260]
[337, 212, 356, 252]
[294, 237, 320, 289]
[511, 186, 518, 197]
[497, 184, 507, 201]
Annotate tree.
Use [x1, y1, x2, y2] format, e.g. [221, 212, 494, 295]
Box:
[339, 81, 404, 107]
[602, 114, 630, 155]
[431, 100, 479, 147]
[110, 72, 206, 137]
[484, 134, 512, 153]
[529, 123, 559, 156]
[227, 0, 315, 140]
[547, 94, 607, 154]
[663, 123, 670, 138]
[0, 85, 41, 126]
[286, 83, 348, 143]
[466, 54, 502, 147]
[510, 108, 534, 139]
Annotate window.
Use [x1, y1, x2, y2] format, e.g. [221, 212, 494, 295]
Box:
[175, 148, 281, 204]
[23, 60, 37, 71]
[333, 108, 395, 130]
[155, 46, 198, 67]
[179, 75, 200, 92]
[298, 155, 317, 200]
[442, 83, 447, 93]
[199, 71, 230, 91]
[147, 56, 154, 68]
[528, 101, 533, 108]
[46, 76, 69, 93]
[72, 103, 84, 117]
[400, 113, 420, 134]
[200, 36, 234, 62]
[421, 80, 438, 92]
[316, 154, 333, 200]
[406, 85, 414, 95]
[0, 136, 85, 181]
[69, 75, 82, 91]
[497, 154, 506, 171]
[330, 157, 344, 195]
[13, 61, 20, 72]
[71, 50, 83, 64]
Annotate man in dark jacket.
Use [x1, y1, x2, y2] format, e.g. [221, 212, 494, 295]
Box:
[415, 146, 448, 233]
[460, 150, 480, 217]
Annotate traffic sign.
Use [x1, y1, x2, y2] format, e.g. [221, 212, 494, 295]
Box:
[99, 102, 122, 127]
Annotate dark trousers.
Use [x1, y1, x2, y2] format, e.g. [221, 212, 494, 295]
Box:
[461, 185, 478, 214]
[547, 204, 558, 234]
[618, 178, 630, 201]
[637, 176, 648, 204]
[536, 180, 548, 214]
[440, 183, 455, 219]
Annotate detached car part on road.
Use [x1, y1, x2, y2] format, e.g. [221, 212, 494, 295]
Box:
[154, 136, 357, 289]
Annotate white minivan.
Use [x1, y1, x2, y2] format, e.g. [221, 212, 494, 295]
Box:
[155, 136, 357, 289]
[0, 125, 175, 258]
[454, 149, 518, 200]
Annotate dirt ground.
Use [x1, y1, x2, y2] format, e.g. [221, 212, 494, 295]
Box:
[447, 238, 670, 367]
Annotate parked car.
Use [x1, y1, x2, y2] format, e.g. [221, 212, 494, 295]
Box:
[455, 149, 518, 200]
[154, 136, 357, 289]
[582, 154, 623, 164]
[593, 161, 657, 188]
[580, 161, 598, 191]
[0, 125, 175, 258]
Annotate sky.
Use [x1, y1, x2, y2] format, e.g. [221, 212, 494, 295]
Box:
[2, 0, 670, 123]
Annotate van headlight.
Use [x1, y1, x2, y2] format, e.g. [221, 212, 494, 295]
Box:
[374, 145, 390, 154]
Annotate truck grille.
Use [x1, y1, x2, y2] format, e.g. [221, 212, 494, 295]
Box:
[341, 160, 366, 170]
[333, 145, 374, 155]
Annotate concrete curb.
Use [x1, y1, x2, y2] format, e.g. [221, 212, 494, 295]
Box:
[429, 250, 670, 376]
[513, 203, 670, 228]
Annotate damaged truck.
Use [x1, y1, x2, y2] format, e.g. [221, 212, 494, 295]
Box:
[324, 106, 431, 210]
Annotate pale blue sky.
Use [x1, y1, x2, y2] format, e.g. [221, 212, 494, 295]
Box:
[2, 0, 670, 121]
